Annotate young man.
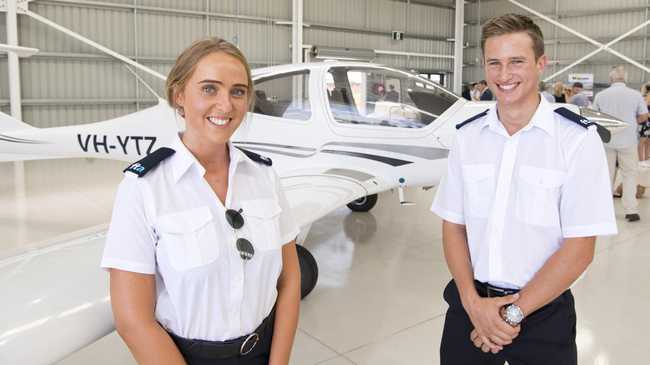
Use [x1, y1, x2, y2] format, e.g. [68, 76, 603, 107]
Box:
[478, 80, 494, 101]
[568, 82, 590, 107]
[431, 14, 617, 365]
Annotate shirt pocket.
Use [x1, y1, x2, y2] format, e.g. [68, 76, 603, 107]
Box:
[462, 164, 496, 218]
[516, 166, 565, 227]
[242, 199, 283, 251]
[156, 206, 219, 271]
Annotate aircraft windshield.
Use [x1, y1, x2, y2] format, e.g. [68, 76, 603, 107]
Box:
[326, 67, 458, 129]
[253, 71, 311, 121]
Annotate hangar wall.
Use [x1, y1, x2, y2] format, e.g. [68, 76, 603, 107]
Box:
[464, 0, 650, 91]
[0, 0, 455, 126]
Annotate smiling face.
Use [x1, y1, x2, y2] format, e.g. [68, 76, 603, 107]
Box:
[175, 51, 250, 145]
[483, 32, 547, 109]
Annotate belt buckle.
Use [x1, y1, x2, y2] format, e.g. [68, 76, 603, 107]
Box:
[240, 333, 260, 356]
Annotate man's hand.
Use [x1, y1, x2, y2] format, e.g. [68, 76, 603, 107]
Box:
[470, 328, 516, 354]
[464, 293, 521, 352]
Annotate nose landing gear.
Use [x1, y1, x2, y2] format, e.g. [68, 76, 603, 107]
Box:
[346, 193, 378, 212]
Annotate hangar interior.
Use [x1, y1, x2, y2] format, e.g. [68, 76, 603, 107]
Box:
[1, 0, 650, 364]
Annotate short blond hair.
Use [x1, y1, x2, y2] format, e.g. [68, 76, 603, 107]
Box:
[166, 38, 254, 110]
[481, 13, 545, 60]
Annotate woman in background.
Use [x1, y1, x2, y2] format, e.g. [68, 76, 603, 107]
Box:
[553, 81, 566, 103]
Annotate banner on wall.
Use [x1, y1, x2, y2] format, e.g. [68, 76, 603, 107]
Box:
[568, 73, 594, 98]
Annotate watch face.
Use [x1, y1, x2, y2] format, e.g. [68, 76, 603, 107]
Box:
[505, 304, 524, 324]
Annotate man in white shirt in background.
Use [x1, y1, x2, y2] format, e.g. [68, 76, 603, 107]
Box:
[593, 65, 649, 222]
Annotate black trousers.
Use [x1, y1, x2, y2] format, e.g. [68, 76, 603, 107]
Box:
[440, 280, 577, 365]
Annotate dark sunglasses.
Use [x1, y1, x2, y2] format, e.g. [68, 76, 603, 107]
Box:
[225, 208, 255, 261]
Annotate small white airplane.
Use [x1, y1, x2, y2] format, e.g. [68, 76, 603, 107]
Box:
[0, 53, 629, 365]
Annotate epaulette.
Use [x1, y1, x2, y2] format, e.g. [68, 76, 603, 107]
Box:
[236, 147, 272, 166]
[456, 109, 489, 130]
[123, 147, 176, 177]
[554, 107, 611, 143]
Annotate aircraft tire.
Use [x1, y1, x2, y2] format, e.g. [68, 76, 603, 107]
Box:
[297, 244, 318, 299]
[346, 194, 378, 212]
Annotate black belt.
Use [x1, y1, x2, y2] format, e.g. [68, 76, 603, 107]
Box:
[167, 309, 275, 360]
[474, 280, 520, 298]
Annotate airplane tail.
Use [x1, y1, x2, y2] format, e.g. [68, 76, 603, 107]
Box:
[0, 110, 35, 132]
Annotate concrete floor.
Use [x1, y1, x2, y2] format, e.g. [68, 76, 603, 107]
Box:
[1, 159, 648, 365]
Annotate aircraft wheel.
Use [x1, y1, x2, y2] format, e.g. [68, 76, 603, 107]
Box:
[297, 244, 318, 299]
[346, 194, 378, 212]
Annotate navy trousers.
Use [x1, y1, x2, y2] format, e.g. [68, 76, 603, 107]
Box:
[440, 280, 577, 365]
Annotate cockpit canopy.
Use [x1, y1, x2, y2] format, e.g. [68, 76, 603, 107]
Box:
[325, 67, 458, 128]
[251, 65, 459, 129]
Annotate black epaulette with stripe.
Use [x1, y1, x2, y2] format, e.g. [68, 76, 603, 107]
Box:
[554, 107, 611, 143]
[123, 147, 176, 177]
[456, 109, 489, 130]
[236, 147, 272, 166]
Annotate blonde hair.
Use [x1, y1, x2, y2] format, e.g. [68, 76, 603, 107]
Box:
[481, 13, 545, 60]
[166, 38, 254, 110]
[553, 81, 564, 97]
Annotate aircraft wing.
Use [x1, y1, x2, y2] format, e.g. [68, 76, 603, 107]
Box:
[0, 229, 113, 365]
[0, 170, 394, 365]
[282, 173, 376, 230]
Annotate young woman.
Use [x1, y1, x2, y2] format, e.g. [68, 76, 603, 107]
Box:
[101, 38, 301, 365]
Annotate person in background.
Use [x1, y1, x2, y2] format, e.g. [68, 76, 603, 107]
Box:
[471, 82, 482, 101]
[478, 80, 494, 101]
[539, 81, 555, 103]
[639, 82, 650, 161]
[568, 82, 590, 107]
[462, 84, 472, 101]
[563, 85, 574, 103]
[553, 81, 566, 103]
[593, 65, 649, 222]
[385, 84, 400, 102]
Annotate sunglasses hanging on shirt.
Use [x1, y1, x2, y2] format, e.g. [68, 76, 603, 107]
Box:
[225, 208, 255, 261]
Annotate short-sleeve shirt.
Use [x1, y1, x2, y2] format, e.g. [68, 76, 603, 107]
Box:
[431, 97, 617, 288]
[569, 92, 590, 108]
[593, 82, 649, 149]
[101, 134, 299, 341]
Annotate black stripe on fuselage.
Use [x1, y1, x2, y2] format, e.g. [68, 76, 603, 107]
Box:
[240, 145, 412, 166]
[320, 149, 412, 166]
[232, 141, 316, 152]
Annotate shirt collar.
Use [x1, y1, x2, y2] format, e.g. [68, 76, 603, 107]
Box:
[169, 134, 251, 184]
[481, 94, 555, 137]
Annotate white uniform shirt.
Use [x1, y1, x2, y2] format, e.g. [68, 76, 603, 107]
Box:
[593, 82, 649, 149]
[101, 135, 299, 341]
[431, 97, 617, 288]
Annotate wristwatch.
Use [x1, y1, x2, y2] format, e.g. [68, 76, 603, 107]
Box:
[501, 304, 524, 326]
